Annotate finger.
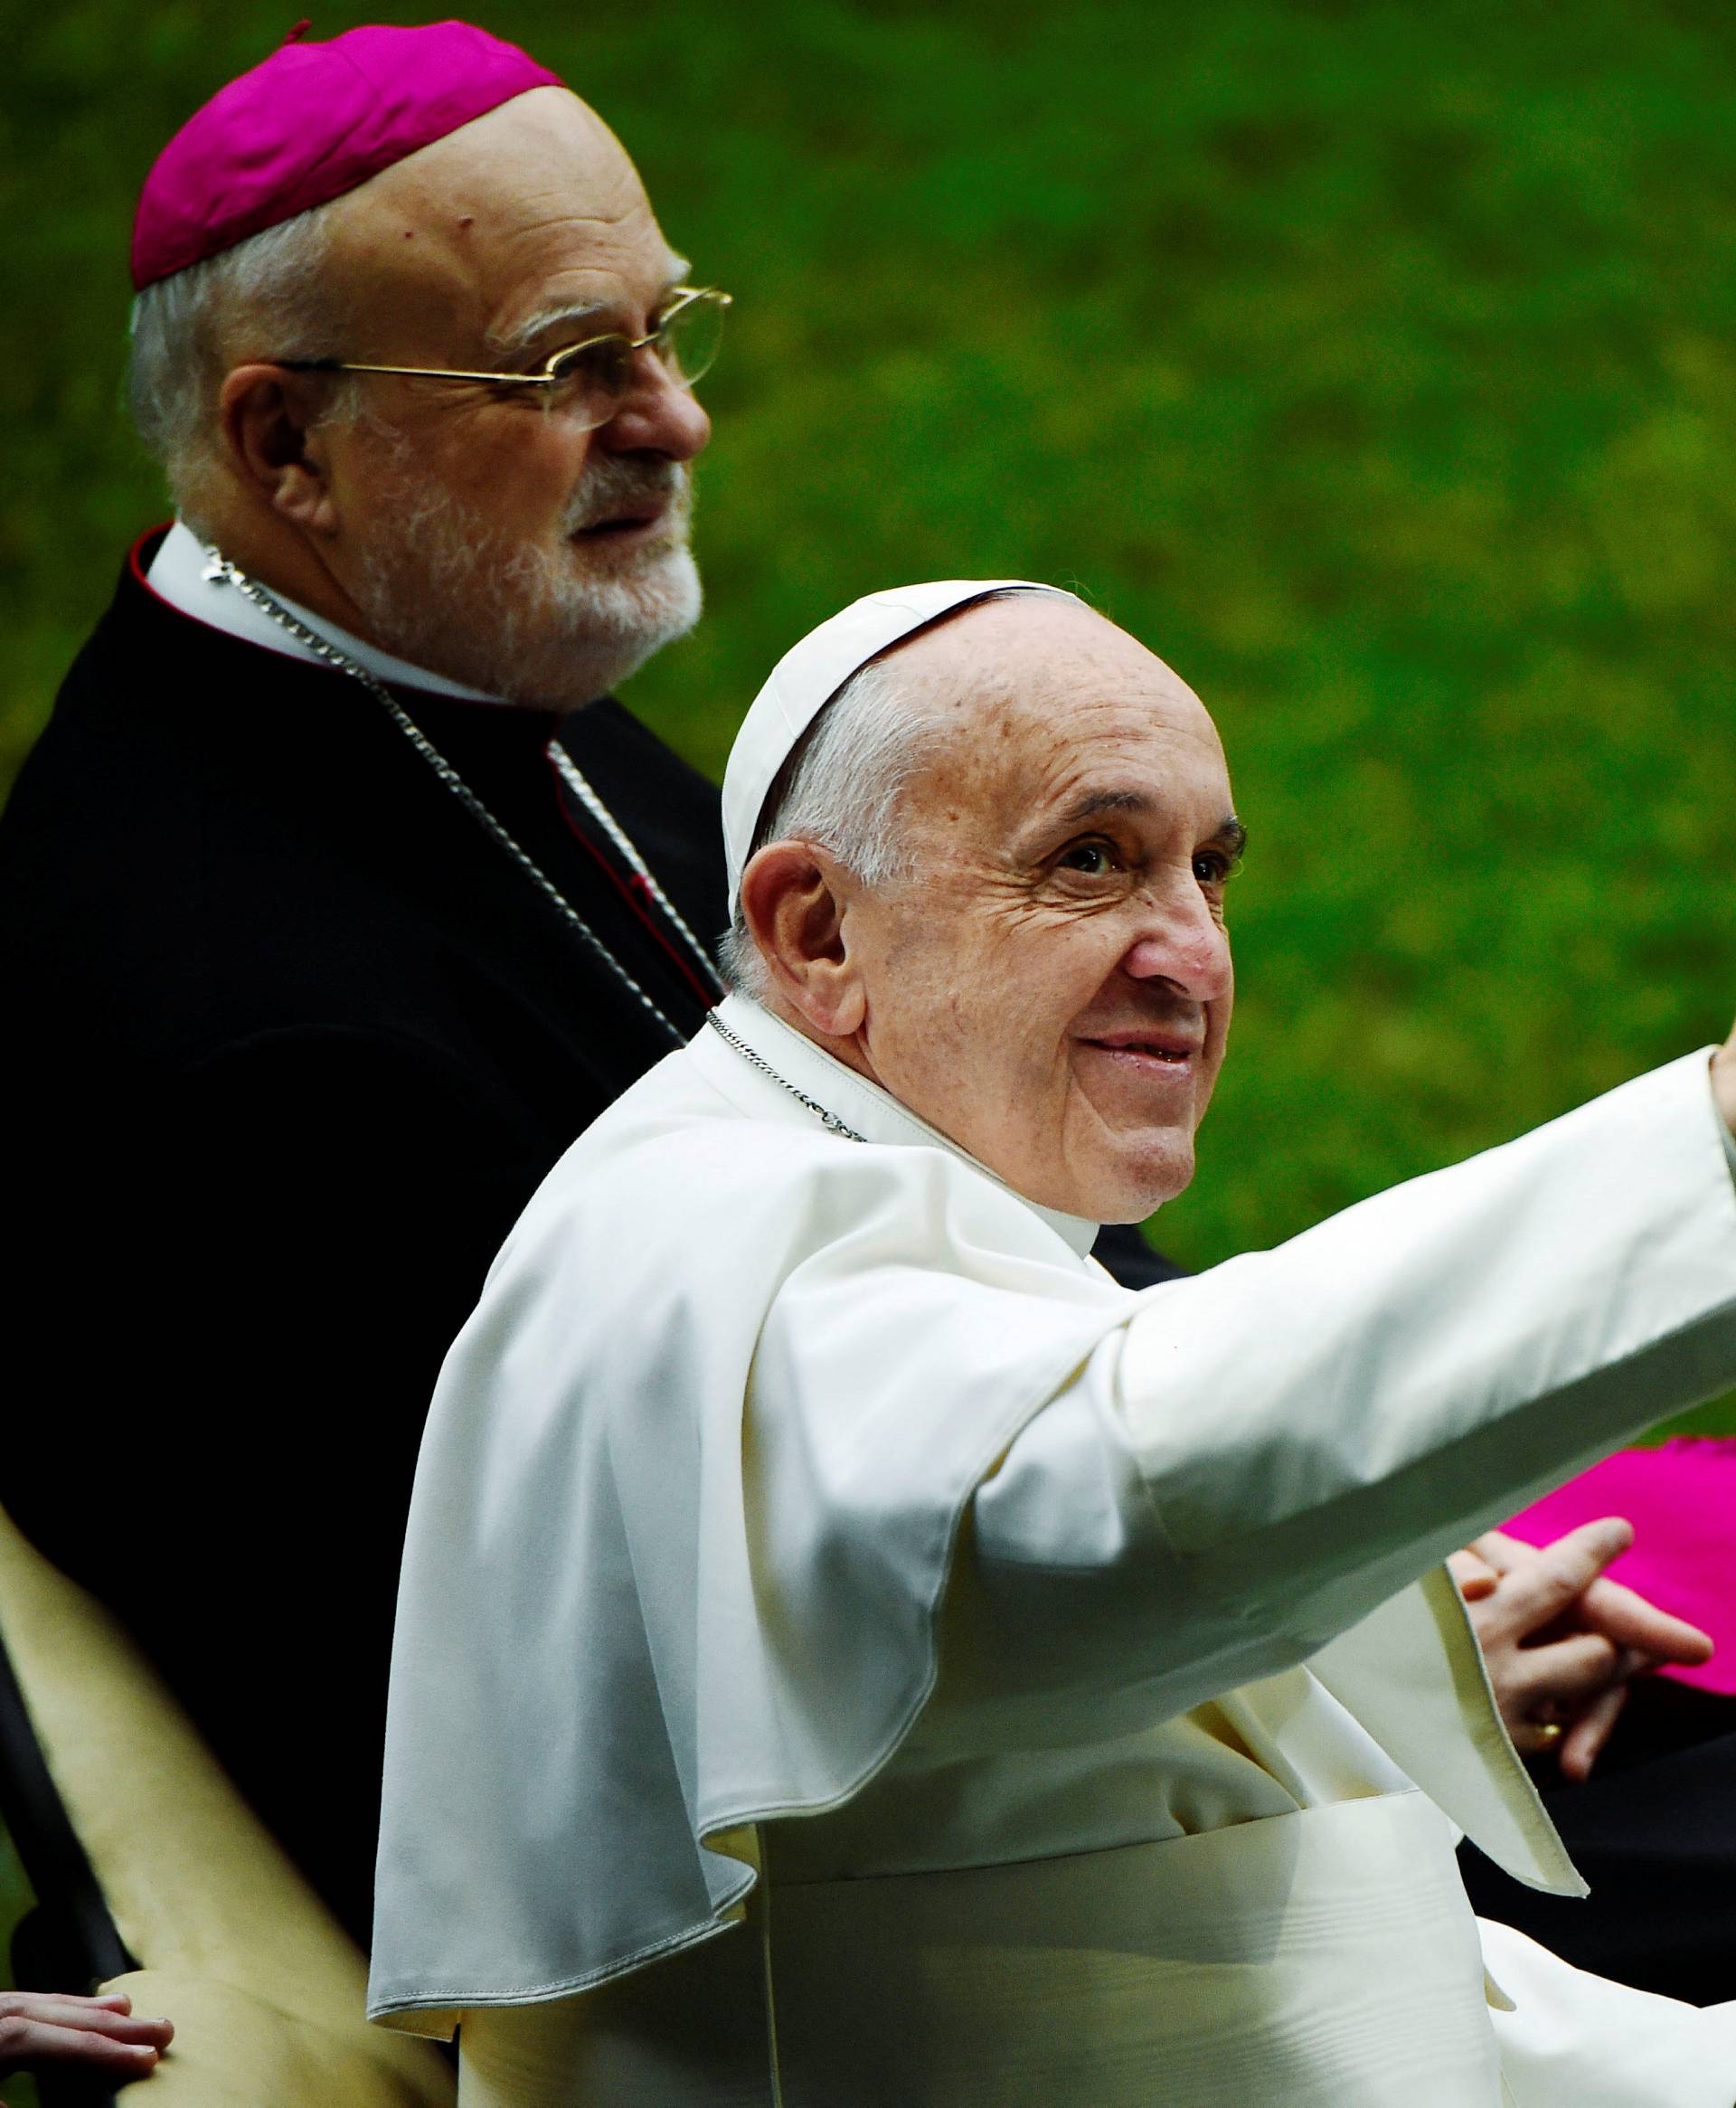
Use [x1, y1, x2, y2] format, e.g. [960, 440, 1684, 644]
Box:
[3, 1994, 131, 2015]
[1448, 1548, 1500, 1602]
[1509, 1712, 1571, 1761]
[1468, 1529, 1531, 1575]
[0, 2018, 165, 2075]
[1713, 1036, 1736, 1137]
[0, 1999, 170, 2045]
[1560, 1683, 1629, 1783]
[1490, 1519, 1634, 1637]
[1575, 1574, 1715, 1665]
[1505, 1631, 1622, 1715]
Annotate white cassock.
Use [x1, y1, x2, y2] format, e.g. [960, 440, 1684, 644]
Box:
[369, 992, 1736, 2106]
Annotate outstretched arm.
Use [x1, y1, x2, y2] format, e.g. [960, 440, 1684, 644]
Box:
[953, 1051, 1736, 1730]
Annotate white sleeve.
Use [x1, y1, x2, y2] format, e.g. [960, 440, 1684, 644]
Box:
[952, 1054, 1736, 1730]
[1480, 1917, 1736, 2107]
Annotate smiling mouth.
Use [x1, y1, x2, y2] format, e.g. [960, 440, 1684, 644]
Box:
[1079, 1033, 1199, 1070]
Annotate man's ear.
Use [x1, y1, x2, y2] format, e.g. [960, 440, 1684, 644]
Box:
[740, 839, 867, 1038]
[217, 364, 343, 534]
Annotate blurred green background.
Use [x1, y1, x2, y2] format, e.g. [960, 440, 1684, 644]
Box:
[4, 0, 1736, 2057]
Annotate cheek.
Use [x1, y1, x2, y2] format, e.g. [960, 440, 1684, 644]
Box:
[870, 909, 993, 1060]
[1208, 967, 1235, 1051]
[876, 934, 967, 1047]
[1049, 924, 1139, 1035]
[985, 932, 1104, 1104]
[439, 414, 590, 520]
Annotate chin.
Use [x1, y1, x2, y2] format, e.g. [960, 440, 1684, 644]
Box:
[349, 468, 703, 704]
[1089, 1138, 1197, 1224]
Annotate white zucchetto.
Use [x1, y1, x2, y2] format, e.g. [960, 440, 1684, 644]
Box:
[721, 579, 1085, 907]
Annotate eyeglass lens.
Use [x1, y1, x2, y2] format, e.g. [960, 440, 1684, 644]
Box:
[546, 293, 727, 420]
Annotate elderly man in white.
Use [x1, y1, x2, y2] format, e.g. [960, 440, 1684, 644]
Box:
[370, 580, 1736, 2107]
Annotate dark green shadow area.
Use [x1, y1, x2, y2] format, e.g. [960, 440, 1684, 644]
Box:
[0, 1821, 44, 2108]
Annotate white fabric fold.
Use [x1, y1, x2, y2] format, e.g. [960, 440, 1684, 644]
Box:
[1481, 1919, 1736, 2105]
[1310, 1568, 1582, 1897]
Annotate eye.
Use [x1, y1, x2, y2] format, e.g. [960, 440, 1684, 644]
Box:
[1193, 847, 1240, 886]
[534, 336, 631, 415]
[1057, 837, 1122, 877]
[545, 339, 624, 385]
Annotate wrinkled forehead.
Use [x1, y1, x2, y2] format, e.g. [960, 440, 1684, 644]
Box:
[321, 88, 675, 341]
[892, 599, 1226, 809]
[895, 596, 1204, 707]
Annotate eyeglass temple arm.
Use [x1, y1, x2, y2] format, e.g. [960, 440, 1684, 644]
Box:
[275, 292, 728, 384]
[276, 356, 561, 384]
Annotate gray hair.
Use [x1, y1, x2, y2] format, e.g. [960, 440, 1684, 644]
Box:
[127, 201, 357, 524]
[720, 587, 1061, 995]
[718, 651, 949, 995]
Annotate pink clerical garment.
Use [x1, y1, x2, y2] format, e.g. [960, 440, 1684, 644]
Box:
[1505, 1438, 1736, 1694]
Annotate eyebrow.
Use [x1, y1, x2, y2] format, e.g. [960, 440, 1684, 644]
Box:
[494, 256, 693, 362]
[1052, 790, 1248, 861]
[1056, 789, 1154, 826]
[1057, 789, 1245, 845]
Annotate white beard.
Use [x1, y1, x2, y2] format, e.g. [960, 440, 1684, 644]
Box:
[348, 451, 703, 710]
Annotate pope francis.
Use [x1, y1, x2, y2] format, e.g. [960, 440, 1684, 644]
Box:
[370, 581, 1736, 2106]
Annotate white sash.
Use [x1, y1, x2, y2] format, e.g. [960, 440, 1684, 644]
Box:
[458, 1791, 1505, 2106]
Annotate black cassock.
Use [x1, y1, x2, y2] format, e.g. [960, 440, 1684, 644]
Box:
[0, 533, 1179, 1950]
[0, 534, 729, 1946]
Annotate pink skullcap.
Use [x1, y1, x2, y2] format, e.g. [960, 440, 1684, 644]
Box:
[132, 20, 564, 289]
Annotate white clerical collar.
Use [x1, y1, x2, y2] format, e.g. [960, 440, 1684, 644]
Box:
[145, 519, 507, 704]
[693, 993, 1103, 1260]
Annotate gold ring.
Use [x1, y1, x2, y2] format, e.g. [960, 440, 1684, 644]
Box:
[1533, 1721, 1564, 1746]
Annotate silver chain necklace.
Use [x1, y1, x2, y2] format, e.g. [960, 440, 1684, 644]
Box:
[202, 548, 726, 1043]
[703, 1010, 865, 1142]
[543, 741, 724, 995]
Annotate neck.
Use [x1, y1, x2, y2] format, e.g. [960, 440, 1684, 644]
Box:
[190, 506, 383, 648]
[758, 990, 883, 1089]
[150, 521, 508, 706]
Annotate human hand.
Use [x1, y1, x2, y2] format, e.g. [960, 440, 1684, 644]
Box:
[0, 1990, 171, 2100]
[1448, 1518, 1713, 1782]
[1714, 1020, 1736, 1138]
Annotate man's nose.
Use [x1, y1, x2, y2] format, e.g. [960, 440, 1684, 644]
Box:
[1121, 888, 1233, 1001]
[593, 354, 712, 461]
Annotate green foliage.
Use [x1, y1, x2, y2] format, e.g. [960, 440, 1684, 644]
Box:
[4, 0, 1733, 1426]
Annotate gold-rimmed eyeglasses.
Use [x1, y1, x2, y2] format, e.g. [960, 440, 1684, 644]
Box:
[277, 286, 731, 432]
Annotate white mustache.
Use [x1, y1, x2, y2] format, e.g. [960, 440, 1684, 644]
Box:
[563, 459, 690, 534]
